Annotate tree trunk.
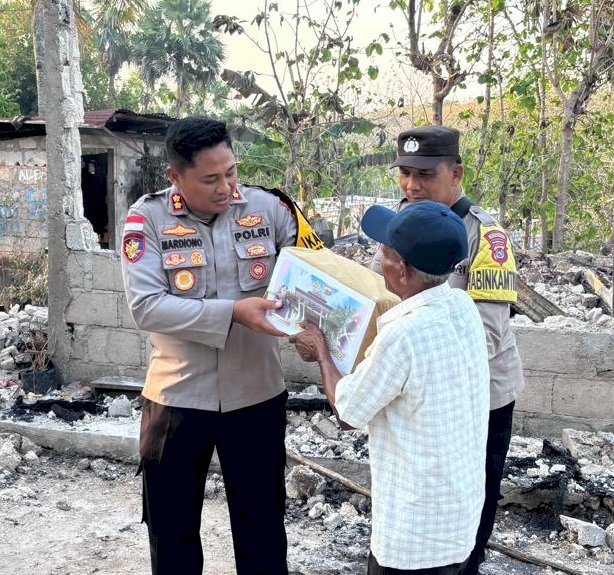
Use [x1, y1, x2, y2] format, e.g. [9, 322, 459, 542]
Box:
[431, 77, 444, 125]
[552, 100, 576, 251]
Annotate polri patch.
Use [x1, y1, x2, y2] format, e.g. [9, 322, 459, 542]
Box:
[249, 261, 267, 280]
[123, 232, 145, 263]
[236, 214, 263, 227]
[173, 269, 195, 291]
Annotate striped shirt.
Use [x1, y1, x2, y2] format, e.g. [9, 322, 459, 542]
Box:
[335, 282, 490, 570]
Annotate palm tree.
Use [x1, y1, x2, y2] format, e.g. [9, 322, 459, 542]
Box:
[131, 0, 225, 117]
[89, 0, 145, 101]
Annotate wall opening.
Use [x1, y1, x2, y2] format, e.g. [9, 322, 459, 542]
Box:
[81, 151, 111, 249]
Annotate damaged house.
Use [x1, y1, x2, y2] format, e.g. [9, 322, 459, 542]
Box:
[0, 110, 613, 440]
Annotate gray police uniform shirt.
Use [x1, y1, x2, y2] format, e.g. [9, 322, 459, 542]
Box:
[370, 201, 525, 411]
[121, 184, 297, 412]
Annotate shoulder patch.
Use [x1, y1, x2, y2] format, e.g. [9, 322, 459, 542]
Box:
[468, 205, 496, 226]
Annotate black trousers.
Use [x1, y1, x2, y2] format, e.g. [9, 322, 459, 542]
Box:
[368, 552, 468, 575]
[139, 392, 289, 575]
[461, 401, 515, 575]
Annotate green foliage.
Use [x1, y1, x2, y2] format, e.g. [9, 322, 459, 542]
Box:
[0, 0, 37, 115]
[0, 252, 48, 309]
[131, 0, 224, 116]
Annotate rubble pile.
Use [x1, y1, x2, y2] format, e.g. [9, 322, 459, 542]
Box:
[0, 304, 49, 374]
[515, 249, 614, 329]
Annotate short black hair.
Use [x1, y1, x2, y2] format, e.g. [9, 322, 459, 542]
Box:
[165, 116, 233, 171]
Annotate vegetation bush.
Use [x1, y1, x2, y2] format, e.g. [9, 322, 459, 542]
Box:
[0, 251, 48, 311]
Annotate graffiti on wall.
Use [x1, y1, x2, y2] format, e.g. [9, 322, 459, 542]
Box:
[0, 165, 48, 249]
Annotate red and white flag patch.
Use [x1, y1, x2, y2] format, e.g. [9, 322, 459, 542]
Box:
[124, 214, 145, 232]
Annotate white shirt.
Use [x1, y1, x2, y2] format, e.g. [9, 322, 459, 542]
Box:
[335, 283, 490, 570]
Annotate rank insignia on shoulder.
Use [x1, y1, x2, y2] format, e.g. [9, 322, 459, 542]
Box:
[236, 214, 263, 227]
[170, 192, 185, 212]
[165, 252, 186, 266]
[124, 214, 145, 232]
[173, 269, 195, 291]
[123, 232, 145, 263]
[230, 189, 244, 202]
[249, 261, 268, 280]
[190, 250, 204, 265]
[247, 243, 267, 257]
[162, 223, 198, 237]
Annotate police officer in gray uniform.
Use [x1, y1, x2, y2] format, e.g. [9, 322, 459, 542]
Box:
[121, 117, 296, 575]
[371, 126, 525, 575]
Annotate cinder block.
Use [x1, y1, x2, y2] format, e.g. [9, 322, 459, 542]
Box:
[18, 138, 39, 150]
[515, 372, 553, 414]
[65, 291, 119, 327]
[515, 327, 594, 375]
[66, 252, 93, 289]
[91, 251, 122, 291]
[86, 328, 143, 366]
[69, 325, 88, 360]
[118, 294, 137, 329]
[515, 412, 607, 438]
[553, 377, 614, 419]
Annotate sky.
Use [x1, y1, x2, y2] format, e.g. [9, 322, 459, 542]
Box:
[207, 0, 438, 111]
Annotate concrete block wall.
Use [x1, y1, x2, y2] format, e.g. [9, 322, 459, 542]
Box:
[280, 327, 614, 438]
[512, 326, 614, 437]
[63, 250, 149, 383]
[0, 138, 48, 254]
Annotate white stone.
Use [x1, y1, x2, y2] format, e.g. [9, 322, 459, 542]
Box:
[606, 523, 614, 551]
[560, 515, 606, 547]
[0, 441, 22, 473]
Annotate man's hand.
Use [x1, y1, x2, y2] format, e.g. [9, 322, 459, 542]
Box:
[289, 321, 329, 363]
[232, 297, 287, 336]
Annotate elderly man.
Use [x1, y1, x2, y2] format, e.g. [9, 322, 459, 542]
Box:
[291, 201, 490, 574]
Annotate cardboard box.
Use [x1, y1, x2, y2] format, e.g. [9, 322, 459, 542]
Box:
[267, 247, 400, 374]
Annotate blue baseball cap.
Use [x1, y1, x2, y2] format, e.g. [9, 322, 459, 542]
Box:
[361, 200, 468, 275]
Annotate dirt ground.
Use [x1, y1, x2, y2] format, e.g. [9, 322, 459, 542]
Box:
[1, 451, 613, 575]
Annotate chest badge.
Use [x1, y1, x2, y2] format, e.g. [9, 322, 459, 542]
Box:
[123, 232, 145, 263]
[190, 250, 204, 265]
[162, 223, 197, 237]
[165, 252, 186, 266]
[236, 214, 263, 227]
[249, 261, 268, 280]
[173, 269, 195, 291]
[247, 244, 267, 257]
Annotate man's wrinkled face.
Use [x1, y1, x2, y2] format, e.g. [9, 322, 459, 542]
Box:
[398, 161, 463, 207]
[166, 142, 237, 215]
[380, 245, 406, 297]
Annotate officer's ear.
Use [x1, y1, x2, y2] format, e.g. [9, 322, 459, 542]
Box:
[451, 163, 464, 186]
[166, 164, 180, 187]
